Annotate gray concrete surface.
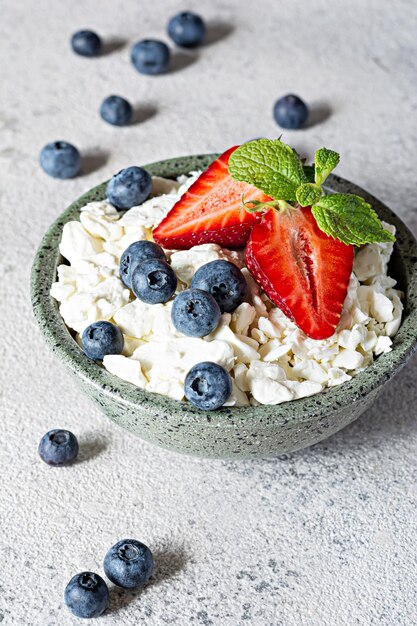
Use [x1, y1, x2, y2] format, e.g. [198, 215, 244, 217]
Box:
[1, 0, 417, 624]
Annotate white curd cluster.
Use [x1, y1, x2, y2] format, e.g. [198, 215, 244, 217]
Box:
[51, 173, 403, 406]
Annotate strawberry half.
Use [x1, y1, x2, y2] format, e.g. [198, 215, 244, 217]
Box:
[245, 206, 354, 340]
[153, 147, 272, 249]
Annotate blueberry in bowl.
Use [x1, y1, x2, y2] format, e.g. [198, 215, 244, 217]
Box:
[106, 166, 152, 209]
[185, 362, 232, 410]
[131, 258, 177, 304]
[171, 288, 221, 337]
[82, 321, 124, 361]
[191, 260, 248, 312]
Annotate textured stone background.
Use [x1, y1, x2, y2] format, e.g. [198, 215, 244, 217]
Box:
[1, 0, 417, 624]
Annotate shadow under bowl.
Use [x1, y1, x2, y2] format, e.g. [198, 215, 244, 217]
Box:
[31, 154, 417, 459]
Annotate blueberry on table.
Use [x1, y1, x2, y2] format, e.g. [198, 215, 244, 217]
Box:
[71, 30, 102, 57]
[171, 288, 221, 337]
[273, 94, 309, 130]
[185, 362, 232, 410]
[81, 321, 124, 361]
[104, 539, 153, 589]
[64, 572, 109, 619]
[167, 12, 206, 48]
[191, 260, 248, 313]
[39, 141, 81, 179]
[131, 258, 177, 304]
[106, 166, 152, 209]
[130, 39, 170, 75]
[100, 95, 133, 126]
[120, 241, 166, 289]
[38, 429, 79, 466]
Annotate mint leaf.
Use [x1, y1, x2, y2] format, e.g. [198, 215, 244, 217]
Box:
[229, 138, 307, 201]
[312, 194, 396, 246]
[314, 148, 340, 186]
[296, 183, 322, 207]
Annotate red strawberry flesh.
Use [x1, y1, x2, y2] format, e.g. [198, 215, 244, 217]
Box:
[245, 207, 354, 340]
[153, 146, 272, 249]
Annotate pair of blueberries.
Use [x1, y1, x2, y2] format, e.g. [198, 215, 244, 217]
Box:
[130, 10, 206, 76]
[65, 540, 153, 619]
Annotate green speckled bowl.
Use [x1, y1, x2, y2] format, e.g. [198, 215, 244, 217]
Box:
[31, 154, 417, 458]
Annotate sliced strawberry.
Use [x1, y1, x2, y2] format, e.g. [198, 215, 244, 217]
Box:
[153, 146, 272, 249]
[245, 207, 354, 340]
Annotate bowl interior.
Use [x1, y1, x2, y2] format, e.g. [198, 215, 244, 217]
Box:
[31, 154, 417, 427]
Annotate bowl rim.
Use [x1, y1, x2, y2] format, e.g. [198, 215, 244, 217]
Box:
[31, 152, 417, 427]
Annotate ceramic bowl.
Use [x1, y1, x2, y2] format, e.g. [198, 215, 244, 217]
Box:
[31, 154, 417, 459]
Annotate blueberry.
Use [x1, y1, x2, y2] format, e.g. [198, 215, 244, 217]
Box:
[104, 539, 153, 589]
[64, 572, 109, 619]
[171, 288, 221, 337]
[131, 39, 170, 75]
[167, 12, 206, 48]
[71, 30, 102, 57]
[120, 241, 166, 288]
[131, 258, 177, 304]
[39, 141, 81, 179]
[191, 260, 248, 313]
[106, 166, 152, 209]
[185, 362, 232, 410]
[38, 429, 79, 466]
[100, 95, 133, 126]
[273, 94, 309, 130]
[81, 321, 124, 361]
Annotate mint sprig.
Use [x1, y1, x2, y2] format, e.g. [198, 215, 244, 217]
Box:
[229, 138, 307, 202]
[229, 139, 395, 247]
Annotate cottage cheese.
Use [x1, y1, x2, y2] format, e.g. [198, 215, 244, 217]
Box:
[51, 173, 403, 407]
